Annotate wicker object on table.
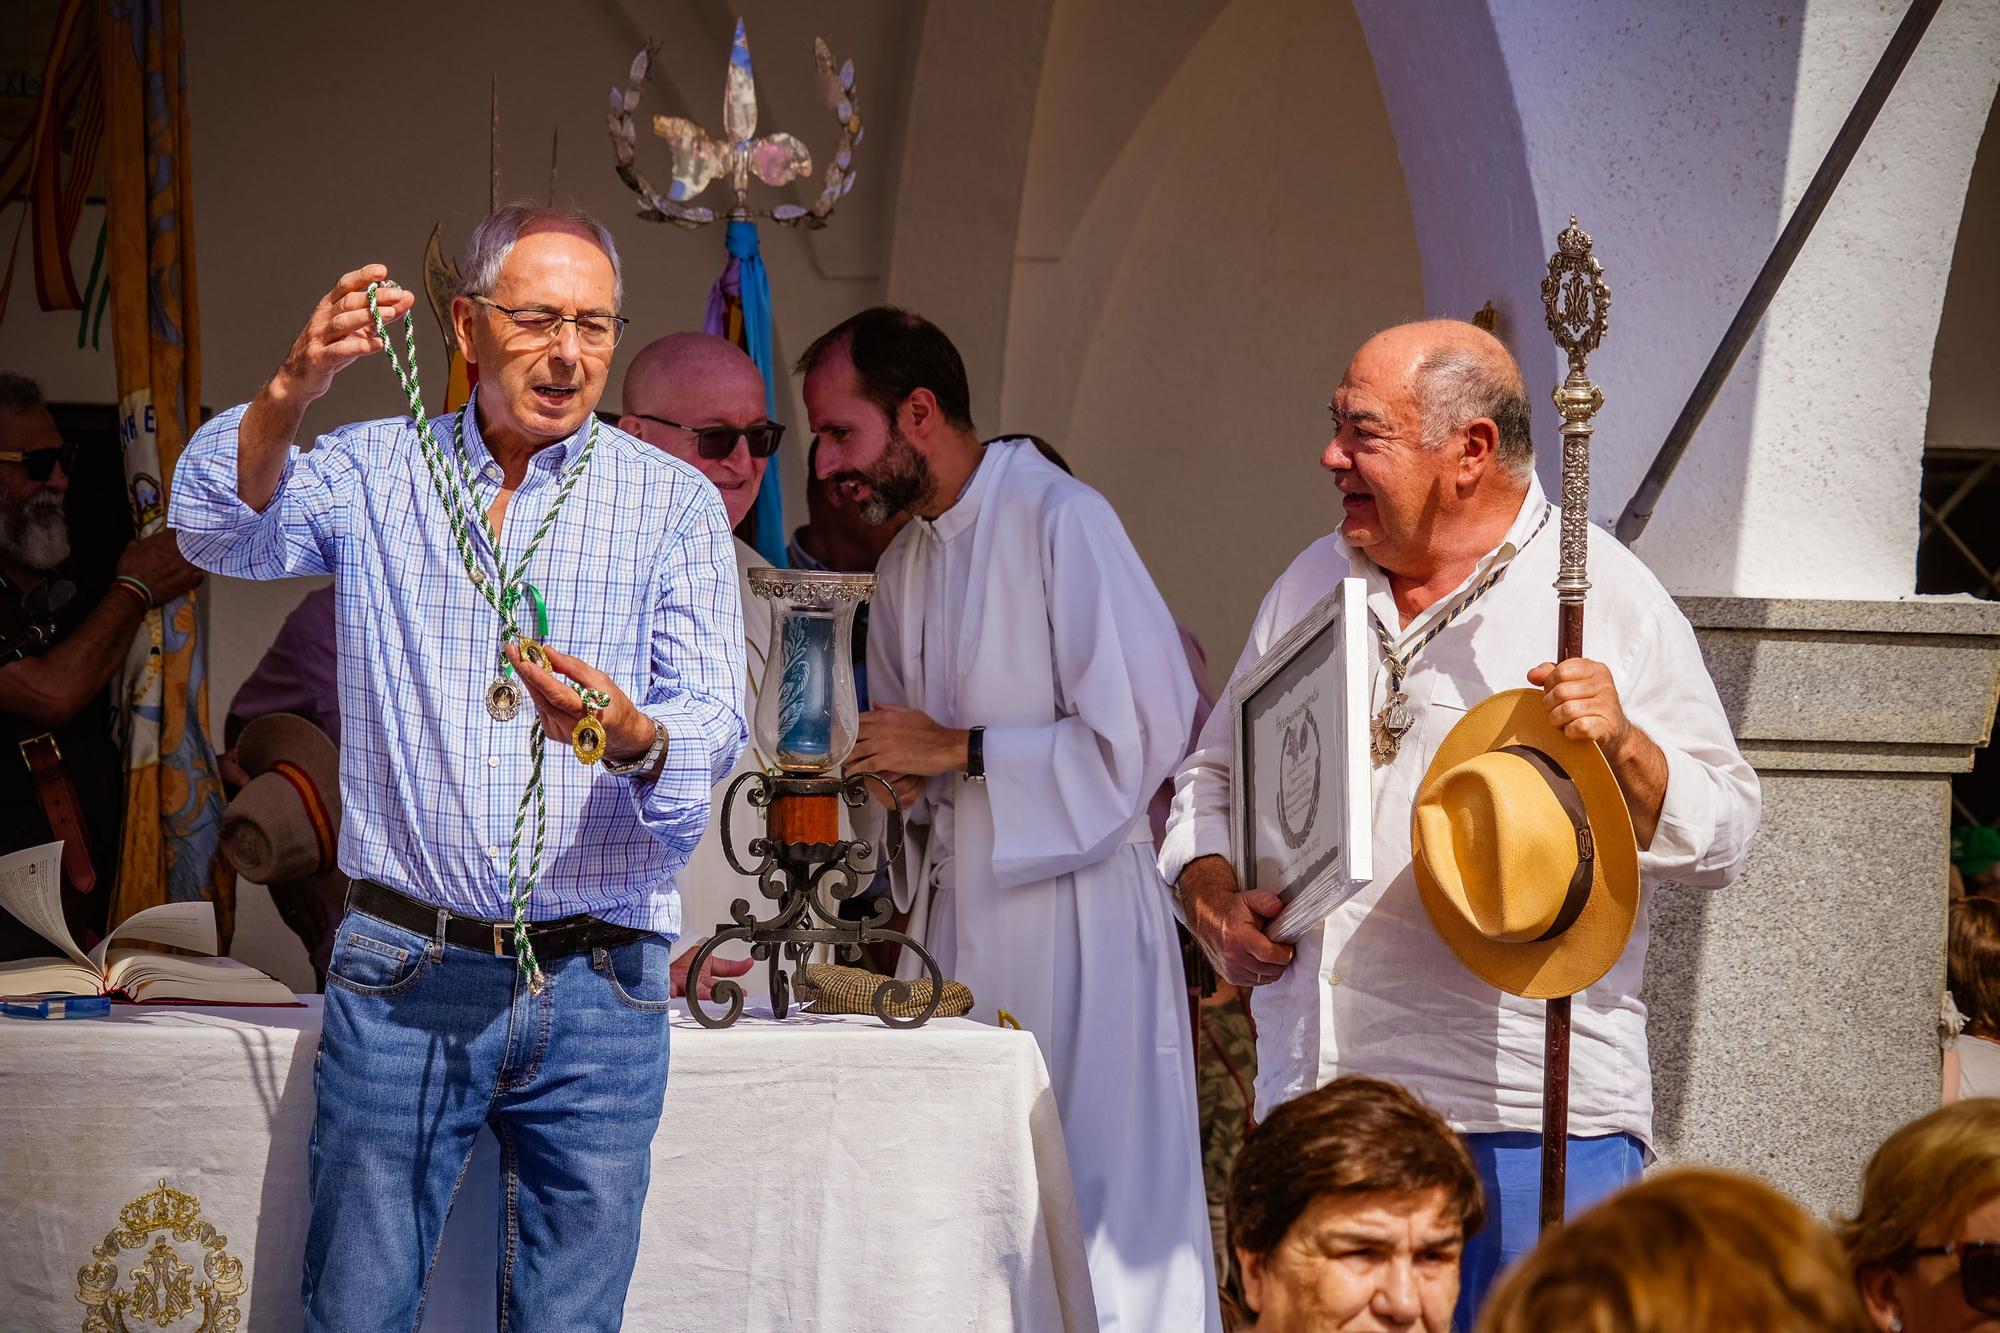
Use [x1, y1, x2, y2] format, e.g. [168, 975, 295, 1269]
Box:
[795, 963, 974, 1019]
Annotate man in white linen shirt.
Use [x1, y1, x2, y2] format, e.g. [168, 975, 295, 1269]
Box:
[809, 305, 1220, 1332]
[1159, 320, 1760, 1326]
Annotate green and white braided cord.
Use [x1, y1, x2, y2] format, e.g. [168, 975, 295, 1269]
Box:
[365, 286, 512, 629]
[365, 281, 600, 993]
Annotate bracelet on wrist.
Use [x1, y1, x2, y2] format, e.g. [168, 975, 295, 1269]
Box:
[111, 576, 155, 612]
[602, 716, 668, 778]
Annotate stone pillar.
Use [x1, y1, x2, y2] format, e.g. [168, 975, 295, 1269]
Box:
[1649, 596, 2000, 1215]
[1354, 0, 2000, 600]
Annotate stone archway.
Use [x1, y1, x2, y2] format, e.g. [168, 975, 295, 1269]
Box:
[1922, 91, 2000, 839]
[991, 0, 1423, 677]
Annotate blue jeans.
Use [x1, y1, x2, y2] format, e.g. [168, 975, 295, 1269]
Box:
[1453, 1131, 1645, 1332]
[303, 905, 674, 1332]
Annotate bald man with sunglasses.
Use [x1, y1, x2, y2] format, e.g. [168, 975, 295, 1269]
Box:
[618, 332, 783, 997]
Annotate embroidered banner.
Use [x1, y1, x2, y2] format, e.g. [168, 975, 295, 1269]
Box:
[101, 0, 231, 944]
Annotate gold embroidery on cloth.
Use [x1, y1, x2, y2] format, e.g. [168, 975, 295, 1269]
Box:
[75, 1179, 244, 1332]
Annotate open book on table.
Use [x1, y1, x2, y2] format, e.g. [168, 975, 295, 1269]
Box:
[0, 842, 298, 1006]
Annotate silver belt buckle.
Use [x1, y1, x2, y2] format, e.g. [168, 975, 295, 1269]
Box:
[494, 923, 509, 957]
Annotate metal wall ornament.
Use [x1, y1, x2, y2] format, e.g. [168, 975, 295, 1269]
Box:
[609, 18, 861, 228]
[75, 1179, 244, 1332]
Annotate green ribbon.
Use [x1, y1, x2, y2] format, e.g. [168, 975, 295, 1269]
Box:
[522, 582, 549, 640]
[497, 582, 551, 678]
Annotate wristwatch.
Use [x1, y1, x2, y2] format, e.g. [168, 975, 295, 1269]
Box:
[602, 716, 667, 777]
[965, 726, 987, 783]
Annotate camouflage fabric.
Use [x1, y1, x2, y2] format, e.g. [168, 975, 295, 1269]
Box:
[1196, 985, 1258, 1321]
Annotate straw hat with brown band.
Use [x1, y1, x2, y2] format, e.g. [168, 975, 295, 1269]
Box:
[1410, 688, 1641, 1000]
[222, 714, 340, 881]
[221, 713, 344, 975]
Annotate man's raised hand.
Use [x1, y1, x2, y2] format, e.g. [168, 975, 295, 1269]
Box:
[274, 265, 415, 404]
[237, 266, 414, 511]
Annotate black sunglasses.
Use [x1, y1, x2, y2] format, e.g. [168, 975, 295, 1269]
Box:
[0, 444, 78, 481]
[1904, 1241, 2000, 1315]
[628, 414, 784, 460]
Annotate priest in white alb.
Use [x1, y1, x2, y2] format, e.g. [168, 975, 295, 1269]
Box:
[800, 306, 1220, 1332]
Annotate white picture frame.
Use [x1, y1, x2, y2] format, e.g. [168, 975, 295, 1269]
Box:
[1229, 578, 1372, 942]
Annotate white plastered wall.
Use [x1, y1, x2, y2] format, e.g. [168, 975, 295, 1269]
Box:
[1354, 0, 2000, 599]
[992, 0, 1423, 683]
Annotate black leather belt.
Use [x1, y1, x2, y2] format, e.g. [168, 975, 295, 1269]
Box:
[346, 879, 649, 959]
[1498, 745, 1596, 943]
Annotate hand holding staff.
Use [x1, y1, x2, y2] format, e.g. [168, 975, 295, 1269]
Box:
[1537, 216, 1611, 1233]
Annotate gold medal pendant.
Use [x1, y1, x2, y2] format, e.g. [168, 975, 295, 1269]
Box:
[572, 713, 608, 765]
[517, 638, 552, 674]
[568, 684, 613, 765]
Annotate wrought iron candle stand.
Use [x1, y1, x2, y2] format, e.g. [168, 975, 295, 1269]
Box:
[680, 568, 944, 1029]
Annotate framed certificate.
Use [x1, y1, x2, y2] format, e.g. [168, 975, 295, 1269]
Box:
[1229, 578, 1371, 942]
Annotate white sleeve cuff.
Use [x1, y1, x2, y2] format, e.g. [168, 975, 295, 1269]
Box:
[1157, 813, 1232, 894]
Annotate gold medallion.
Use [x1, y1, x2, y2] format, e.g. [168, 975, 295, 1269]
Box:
[572, 713, 608, 765]
[517, 638, 551, 673]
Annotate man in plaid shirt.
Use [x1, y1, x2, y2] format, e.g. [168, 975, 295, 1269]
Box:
[171, 204, 745, 1332]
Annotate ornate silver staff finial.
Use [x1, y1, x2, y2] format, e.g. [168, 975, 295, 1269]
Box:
[1540, 216, 1611, 618]
[1535, 220, 1614, 1235]
[608, 17, 862, 230]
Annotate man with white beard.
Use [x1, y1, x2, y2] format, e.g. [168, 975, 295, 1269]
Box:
[807, 308, 1220, 1332]
[0, 373, 203, 958]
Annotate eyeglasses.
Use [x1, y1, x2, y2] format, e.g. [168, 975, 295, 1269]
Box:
[0, 444, 77, 481]
[628, 414, 785, 460]
[472, 296, 630, 351]
[1903, 1241, 2000, 1315]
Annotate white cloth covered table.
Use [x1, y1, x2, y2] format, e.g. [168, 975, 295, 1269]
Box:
[0, 998, 1096, 1331]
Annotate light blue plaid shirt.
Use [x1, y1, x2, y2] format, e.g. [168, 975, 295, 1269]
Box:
[171, 392, 747, 938]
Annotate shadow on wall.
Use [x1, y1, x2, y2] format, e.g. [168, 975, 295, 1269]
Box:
[1001, 0, 1424, 688]
[1925, 81, 2000, 462]
[1357, 1, 1810, 601]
